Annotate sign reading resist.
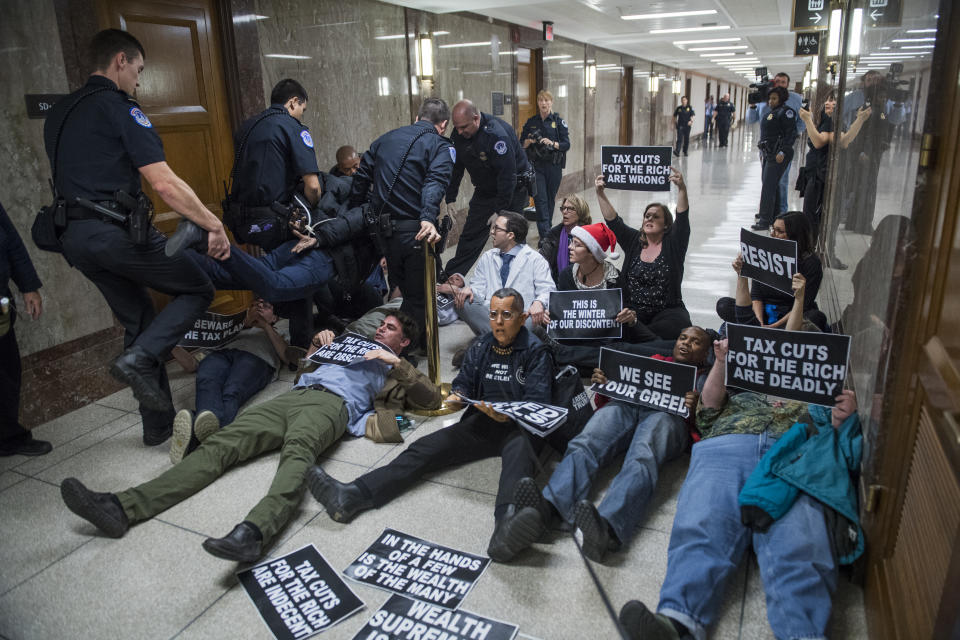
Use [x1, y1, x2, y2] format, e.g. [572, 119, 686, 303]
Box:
[351, 594, 518, 640]
[601, 145, 672, 191]
[592, 347, 698, 417]
[725, 324, 851, 406]
[308, 332, 389, 366]
[179, 310, 247, 348]
[237, 544, 364, 640]
[739, 228, 798, 295]
[548, 289, 622, 340]
[345, 529, 490, 610]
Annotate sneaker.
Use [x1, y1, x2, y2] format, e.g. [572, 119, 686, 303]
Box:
[486, 506, 545, 562]
[573, 500, 616, 563]
[193, 411, 220, 444]
[169, 409, 193, 464]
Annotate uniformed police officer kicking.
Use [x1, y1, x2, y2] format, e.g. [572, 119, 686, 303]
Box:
[43, 29, 230, 445]
[442, 100, 531, 280]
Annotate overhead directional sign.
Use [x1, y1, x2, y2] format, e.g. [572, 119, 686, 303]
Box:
[791, 0, 828, 32]
[865, 0, 902, 28]
[795, 31, 821, 56]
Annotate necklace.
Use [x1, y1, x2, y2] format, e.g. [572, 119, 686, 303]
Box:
[579, 262, 602, 285]
[491, 343, 514, 356]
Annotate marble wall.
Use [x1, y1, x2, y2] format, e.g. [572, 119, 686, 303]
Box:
[631, 63, 652, 146]
[542, 37, 587, 189]
[590, 48, 622, 177]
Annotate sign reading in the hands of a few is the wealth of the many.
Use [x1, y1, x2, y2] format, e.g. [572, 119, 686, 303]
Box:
[592, 347, 698, 418]
[600, 145, 672, 191]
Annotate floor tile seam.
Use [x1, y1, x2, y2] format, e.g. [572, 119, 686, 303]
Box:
[21, 421, 143, 479]
[422, 477, 497, 498]
[0, 470, 32, 495]
[0, 536, 95, 600]
[169, 587, 236, 640]
[10, 414, 128, 472]
[153, 516, 225, 540]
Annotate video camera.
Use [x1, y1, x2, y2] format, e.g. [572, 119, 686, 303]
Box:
[748, 67, 771, 105]
[525, 130, 556, 163]
[878, 63, 910, 105]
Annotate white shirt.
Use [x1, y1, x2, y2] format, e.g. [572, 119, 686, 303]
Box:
[469, 243, 556, 310]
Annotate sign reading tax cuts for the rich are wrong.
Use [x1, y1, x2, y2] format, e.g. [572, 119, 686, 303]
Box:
[601, 146, 672, 191]
[237, 544, 364, 640]
[592, 347, 698, 418]
[308, 332, 390, 366]
[179, 310, 247, 348]
[739, 228, 798, 296]
[725, 324, 851, 406]
[350, 594, 518, 640]
[345, 529, 490, 610]
[548, 289, 622, 340]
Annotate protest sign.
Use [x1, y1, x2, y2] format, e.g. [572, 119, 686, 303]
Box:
[739, 228, 798, 295]
[351, 594, 518, 640]
[344, 530, 490, 610]
[179, 310, 247, 348]
[308, 332, 389, 366]
[591, 347, 697, 417]
[725, 324, 851, 406]
[459, 397, 569, 438]
[547, 289, 622, 340]
[600, 145, 672, 191]
[237, 545, 364, 640]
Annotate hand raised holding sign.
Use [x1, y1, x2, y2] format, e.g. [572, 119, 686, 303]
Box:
[684, 390, 700, 414]
[831, 389, 858, 428]
[615, 307, 638, 326]
[591, 367, 608, 386]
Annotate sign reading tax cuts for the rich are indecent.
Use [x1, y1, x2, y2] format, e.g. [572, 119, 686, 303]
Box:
[237, 544, 364, 640]
[601, 146, 672, 191]
[179, 310, 247, 348]
[345, 529, 490, 610]
[350, 594, 518, 640]
[548, 289, 622, 340]
[592, 347, 698, 418]
[739, 228, 798, 296]
[308, 332, 390, 366]
[725, 324, 851, 406]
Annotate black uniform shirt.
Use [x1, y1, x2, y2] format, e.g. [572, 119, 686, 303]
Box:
[43, 75, 165, 202]
[759, 104, 798, 155]
[231, 104, 319, 206]
[446, 112, 530, 209]
[674, 105, 695, 128]
[715, 100, 736, 125]
[520, 111, 570, 168]
[349, 120, 454, 225]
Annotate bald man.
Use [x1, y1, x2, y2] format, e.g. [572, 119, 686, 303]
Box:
[330, 145, 360, 177]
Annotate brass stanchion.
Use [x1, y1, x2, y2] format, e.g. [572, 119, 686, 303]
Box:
[411, 241, 457, 416]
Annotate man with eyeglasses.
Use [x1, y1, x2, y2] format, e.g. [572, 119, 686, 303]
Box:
[307, 287, 556, 563]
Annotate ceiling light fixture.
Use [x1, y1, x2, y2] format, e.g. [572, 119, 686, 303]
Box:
[651, 25, 731, 35]
[672, 37, 741, 45]
[438, 41, 491, 48]
[687, 45, 748, 51]
[543, 54, 572, 60]
[892, 37, 936, 42]
[623, 9, 717, 20]
[265, 53, 311, 59]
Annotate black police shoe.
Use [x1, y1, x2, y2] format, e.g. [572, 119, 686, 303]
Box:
[202, 521, 263, 563]
[486, 505, 545, 563]
[110, 345, 169, 413]
[0, 436, 53, 457]
[618, 600, 682, 640]
[164, 219, 208, 257]
[750, 222, 770, 232]
[514, 477, 553, 527]
[306, 465, 372, 523]
[573, 500, 617, 563]
[60, 477, 129, 538]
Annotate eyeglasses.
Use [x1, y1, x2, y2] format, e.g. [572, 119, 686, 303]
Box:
[490, 224, 509, 234]
[770, 226, 788, 237]
[559, 205, 577, 212]
[488, 310, 517, 321]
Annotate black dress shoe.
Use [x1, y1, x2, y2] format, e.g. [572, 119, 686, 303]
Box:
[60, 477, 129, 538]
[750, 222, 770, 232]
[573, 500, 616, 563]
[202, 521, 263, 563]
[164, 219, 208, 257]
[486, 505, 545, 563]
[109, 345, 169, 413]
[306, 465, 372, 523]
[0, 437, 53, 457]
[618, 600, 682, 640]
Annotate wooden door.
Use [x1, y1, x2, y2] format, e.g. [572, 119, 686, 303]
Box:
[619, 67, 632, 145]
[516, 47, 538, 129]
[97, 0, 250, 315]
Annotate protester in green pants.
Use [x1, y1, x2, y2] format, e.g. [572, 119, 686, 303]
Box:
[60, 311, 438, 563]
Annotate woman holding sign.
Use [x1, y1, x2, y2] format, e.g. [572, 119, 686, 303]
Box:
[595, 168, 692, 341]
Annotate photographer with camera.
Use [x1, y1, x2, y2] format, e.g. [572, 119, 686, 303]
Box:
[747, 72, 804, 217]
[521, 90, 570, 244]
[752, 87, 798, 232]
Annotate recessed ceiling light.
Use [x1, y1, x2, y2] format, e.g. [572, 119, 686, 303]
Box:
[438, 41, 492, 48]
[265, 54, 311, 59]
[891, 37, 935, 42]
[432, 31, 449, 36]
[907, 29, 937, 33]
[672, 37, 741, 45]
[687, 45, 748, 51]
[543, 55, 573, 60]
[622, 9, 717, 20]
[900, 44, 935, 49]
[651, 25, 731, 35]
[375, 34, 405, 40]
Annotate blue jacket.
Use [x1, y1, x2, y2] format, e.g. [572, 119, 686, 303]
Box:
[738, 405, 864, 564]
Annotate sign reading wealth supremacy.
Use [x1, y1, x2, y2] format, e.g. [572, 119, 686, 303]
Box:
[344, 529, 490, 610]
[548, 289, 622, 340]
[725, 324, 851, 406]
[237, 545, 364, 640]
[350, 594, 518, 640]
[308, 332, 389, 366]
[601, 145, 672, 191]
[739, 228, 798, 295]
[592, 347, 698, 417]
[179, 310, 247, 348]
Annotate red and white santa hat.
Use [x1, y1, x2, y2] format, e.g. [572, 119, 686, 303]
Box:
[570, 222, 619, 263]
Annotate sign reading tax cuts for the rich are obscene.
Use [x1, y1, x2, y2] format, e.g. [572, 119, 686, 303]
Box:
[601, 145, 672, 191]
[739, 228, 798, 295]
[308, 332, 390, 366]
[591, 347, 698, 418]
[725, 324, 851, 406]
[345, 529, 490, 610]
[179, 310, 247, 348]
[237, 544, 364, 640]
[350, 594, 518, 640]
[548, 289, 622, 340]
[460, 397, 569, 438]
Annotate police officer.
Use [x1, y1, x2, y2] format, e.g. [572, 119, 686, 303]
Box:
[715, 93, 736, 147]
[521, 89, 569, 244]
[442, 99, 531, 279]
[673, 96, 695, 156]
[43, 29, 228, 446]
[348, 98, 454, 347]
[752, 86, 798, 231]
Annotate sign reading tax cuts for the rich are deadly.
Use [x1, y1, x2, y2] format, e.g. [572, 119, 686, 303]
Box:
[601, 145, 672, 191]
[739, 228, 798, 295]
[725, 324, 851, 406]
[237, 544, 364, 640]
[179, 310, 247, 348]
[591, 347, 698, 418]
[345, 529, 490, 610]
[308, 332, 390, 366]
[350, 594, 518, 640]
[548, 289, 622, 340]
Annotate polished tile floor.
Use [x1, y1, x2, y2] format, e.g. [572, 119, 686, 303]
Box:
[0, 128, 869, 640]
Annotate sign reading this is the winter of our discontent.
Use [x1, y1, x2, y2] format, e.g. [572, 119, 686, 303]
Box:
[547, 289, 622, 340]
[350, 594, 518, 640]
[344, 530, 490, 610]
[739, 228, 799, 295]
[725, 324, 851, 406]
[308, 332, 389, 366]
[179, 310, 248, 348]
[601, 145, 672, 191]
[592, 347, 698, 417]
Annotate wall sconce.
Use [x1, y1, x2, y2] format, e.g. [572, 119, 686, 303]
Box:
[672, 78, 682, 94]
[416, 34, 434, 79]
[648, 76, 659, 93]
[585, 64, 597, 89]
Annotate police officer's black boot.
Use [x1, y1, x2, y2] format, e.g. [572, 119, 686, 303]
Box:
[164, 219, 208, 257]
[305, 465, 372, 523]
[110, 345, 169, 412]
